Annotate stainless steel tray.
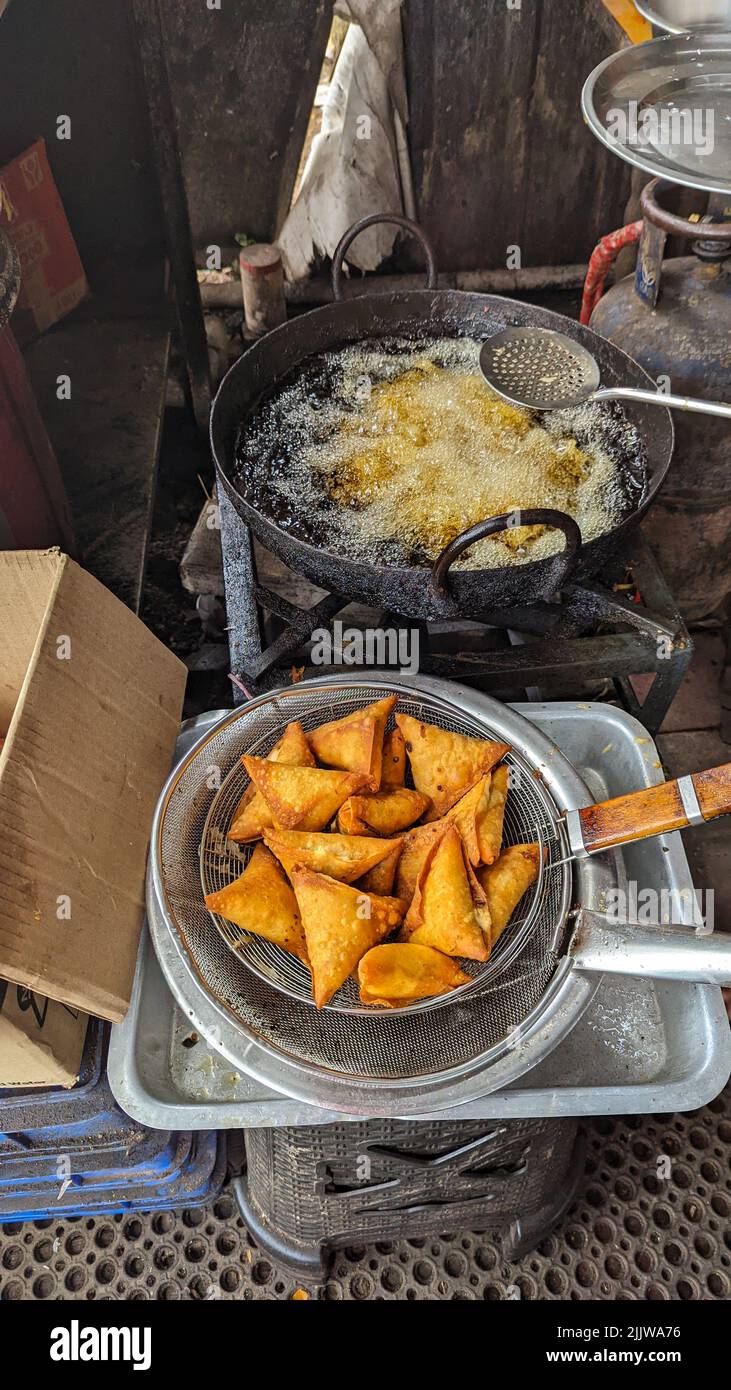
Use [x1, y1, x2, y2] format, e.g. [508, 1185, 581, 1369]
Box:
[635, 1, 731, 35]
[108, 703, 731, 1128]
[582, 30, 731, 194]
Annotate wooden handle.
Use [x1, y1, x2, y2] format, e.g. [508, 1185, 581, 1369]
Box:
[573, 762, 731, 856]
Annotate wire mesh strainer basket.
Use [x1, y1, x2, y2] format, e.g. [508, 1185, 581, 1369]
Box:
[198, 688, 561, 1015]
[150, 677, 578, 1088]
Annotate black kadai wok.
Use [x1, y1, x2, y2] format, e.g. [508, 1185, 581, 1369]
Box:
[211, 216, 674, 622]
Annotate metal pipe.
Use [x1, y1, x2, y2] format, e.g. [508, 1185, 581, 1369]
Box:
[199, 262, 589, 309]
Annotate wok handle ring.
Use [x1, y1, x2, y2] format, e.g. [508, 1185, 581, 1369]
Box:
[331, 214, 438, 301]
[430, 508, 582, 603]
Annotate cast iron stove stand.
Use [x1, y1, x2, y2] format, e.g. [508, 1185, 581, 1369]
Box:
[219, 491, 691, 733]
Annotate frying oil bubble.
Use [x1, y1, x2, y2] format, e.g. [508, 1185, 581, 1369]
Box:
[236, 336, 645, 570]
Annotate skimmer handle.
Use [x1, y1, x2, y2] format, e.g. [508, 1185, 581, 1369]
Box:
[595, 385, 731, 420]
[565, 762, 731, 859]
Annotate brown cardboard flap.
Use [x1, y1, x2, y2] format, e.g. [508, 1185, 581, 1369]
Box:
[0, 982, 87, 1088]
[0, 551, 187, 1021]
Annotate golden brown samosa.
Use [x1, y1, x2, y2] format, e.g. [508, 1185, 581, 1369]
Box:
[290, 866, 404, 1007]
[395, 712, 510, 821]
[263, 828, 402, 884]
[204, 843, 308, 962]
[355, 840, 403, 897]
[381, 726, 406, 789]
[337, 787, 430, 836]
[242, 757, 366, 832]
[402, 824, 491, 961]
[445, 763, 509, 866]
[394, 819, 451, 907]
[358, 942, 471, 1007]
[307, 695, 396, 790]
[228, 721, 315, 843]
[445, 775, 491, 866]
[476, 762, 509, 865]
[477, 843, 541, 946]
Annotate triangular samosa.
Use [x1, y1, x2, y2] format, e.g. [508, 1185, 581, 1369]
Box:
[355, 840, 403, 897]
[394, 819, 450, 907]
[381, 726, 406, 789]
[228, 721, 315, 842]
[477, 843, 541, 946]
[402, 824, 491, 961]
[445, 775, 491, 866]
[290, 866, 404, 1007]
[242, 756, 366, 832]
[337, 787, 430, 836]
[307, 696, 396, 790]
[204, 843, 308, 962]
[476, 763, 509, 865]
[395, 713, 510, 821]
[445, 763, 509, 866]
[263, 828, 402, 884]
[358, 942, 471, 1007]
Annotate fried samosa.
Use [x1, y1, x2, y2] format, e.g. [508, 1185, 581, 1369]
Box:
[445, 762, 509, 867]
[290, 866, 404, 1007]
[477, 843, 541, 946]
[476, 763, 509, 865]
[402, 824, 491, 961]
[355, 840, 403, 897]
[242, 757, 367, 832]
[445, 775, 491, 866]
[204, 843, 308, 962]
[381, 726, 406, 789]
[263, 828, 402, 884]
[307, 695, 396, 790]
[395, 713, 510, 821]
[337, 787, 430, 836]
[228, 721, 315, 842]
[394, 819, 451, 907]
[358, 942, 471, 1007]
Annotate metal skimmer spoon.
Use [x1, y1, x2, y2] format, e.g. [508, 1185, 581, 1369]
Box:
[479, 325, 731, 418]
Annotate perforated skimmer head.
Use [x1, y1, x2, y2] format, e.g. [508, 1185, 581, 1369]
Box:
[480, 326, 602, 411]
[151, 679, 573, 1085]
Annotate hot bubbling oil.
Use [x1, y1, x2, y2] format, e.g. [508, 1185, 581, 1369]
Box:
[236, 336, 644, 569]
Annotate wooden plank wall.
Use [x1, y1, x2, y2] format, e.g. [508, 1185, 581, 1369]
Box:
[0, 0, 631, 278]
[402, 0, 632, 271]
[0, 0, 163, 269]
[160, 0, 334, 248]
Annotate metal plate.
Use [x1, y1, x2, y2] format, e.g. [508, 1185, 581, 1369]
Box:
[635, 1, 731, 35]
[582, 31, 731, 194]
[198, 685, 563, 1016]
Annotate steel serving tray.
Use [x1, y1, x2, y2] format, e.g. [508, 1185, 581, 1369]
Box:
[582, 30, 731, 195]
[634, 1, 731, 34]
[108, 701, 731, 1127]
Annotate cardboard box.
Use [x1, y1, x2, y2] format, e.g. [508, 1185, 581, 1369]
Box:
[0, 982, 87, 1088]
[0, 138, 89, 342]
[0, 551, 186, 1083]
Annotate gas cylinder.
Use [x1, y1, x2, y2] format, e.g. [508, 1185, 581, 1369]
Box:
[590, 179, 731, 620]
